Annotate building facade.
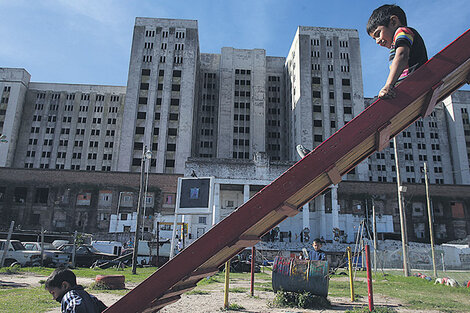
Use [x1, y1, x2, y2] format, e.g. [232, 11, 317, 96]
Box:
[1, 17, 470, 244]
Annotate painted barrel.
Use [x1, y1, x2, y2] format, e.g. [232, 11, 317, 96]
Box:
[272, 256, 329, 297]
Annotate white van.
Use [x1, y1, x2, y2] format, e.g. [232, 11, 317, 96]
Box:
[121, 240, 170, 266]
[91, 241, 123, 256]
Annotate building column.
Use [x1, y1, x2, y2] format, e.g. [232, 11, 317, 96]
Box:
[319, 195, 326, 240]
[302, 203, 310, 234]
[212, 183, 220, 225]
[314, 195, 326, 240]
[243, 184, 250, 203]
[331, 185, 339, 230]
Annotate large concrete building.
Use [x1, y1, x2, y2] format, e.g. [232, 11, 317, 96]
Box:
[1, 17, 470, 244]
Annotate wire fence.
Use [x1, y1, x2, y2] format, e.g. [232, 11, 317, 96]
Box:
[372, 246, 470, 285]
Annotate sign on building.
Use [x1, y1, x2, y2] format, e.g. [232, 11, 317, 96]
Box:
[177, 177, 213, 214]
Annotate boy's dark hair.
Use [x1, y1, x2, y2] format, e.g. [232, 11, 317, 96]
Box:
[367, 4, 408, 34]
[45, 268, 77, 289]
[313, 238, 322, 244]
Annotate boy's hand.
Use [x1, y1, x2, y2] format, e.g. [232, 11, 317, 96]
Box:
[378, 84, 396, 98]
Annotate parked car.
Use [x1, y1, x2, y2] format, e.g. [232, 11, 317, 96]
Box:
[57, 244, 116, 268]
[0, 239, 42, 267]
[23, 242, 70, 267]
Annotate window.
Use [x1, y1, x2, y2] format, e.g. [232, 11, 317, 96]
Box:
[141, 69, 151, 76]
[343, 93, 351, 100]
[312, 77, 321, 84]
[135, 127, 145, 135]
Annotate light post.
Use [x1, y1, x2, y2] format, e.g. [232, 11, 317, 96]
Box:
[142, 149, 151, 240]
[114, 191, 124, 240]
[131, 147, 151, 274]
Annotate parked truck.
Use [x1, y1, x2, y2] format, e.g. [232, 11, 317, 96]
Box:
[0, 239, 42, 267]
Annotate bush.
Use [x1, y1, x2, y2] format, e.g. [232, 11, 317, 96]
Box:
[269, 290, 331, 309]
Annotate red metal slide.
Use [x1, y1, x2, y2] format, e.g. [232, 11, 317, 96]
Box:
[105, 29, 470, 312]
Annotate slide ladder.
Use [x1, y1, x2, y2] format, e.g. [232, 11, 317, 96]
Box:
[105, 28, 470, 312]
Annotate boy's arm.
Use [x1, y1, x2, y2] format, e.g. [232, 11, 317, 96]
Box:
[379, 45, 410, 98]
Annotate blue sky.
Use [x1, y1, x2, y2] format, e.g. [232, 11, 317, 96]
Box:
[1, 0, 469, 97]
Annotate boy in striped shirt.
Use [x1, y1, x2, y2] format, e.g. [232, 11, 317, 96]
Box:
[367, 4, 428, 99]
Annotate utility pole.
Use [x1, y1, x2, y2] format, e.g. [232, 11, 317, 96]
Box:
[0, 221, 14, 267]
[132, 147, 150, 274]
[372, 199, 377, 274]
[393, 137, 410, 276]
[424, 162, 438, 277]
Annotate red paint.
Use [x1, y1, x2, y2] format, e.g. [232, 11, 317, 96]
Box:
[250, 246, 256, 296]
[365, 245, 374, 311]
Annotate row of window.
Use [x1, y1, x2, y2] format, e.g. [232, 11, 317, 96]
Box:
[311, 39, 349, 48]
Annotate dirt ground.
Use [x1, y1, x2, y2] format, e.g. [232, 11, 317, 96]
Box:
[0, 272, 439, 313]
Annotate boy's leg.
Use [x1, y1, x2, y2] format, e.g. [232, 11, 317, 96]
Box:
[296, 144, 311, 158]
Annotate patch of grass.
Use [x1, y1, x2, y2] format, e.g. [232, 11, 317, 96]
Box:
[221, 303, 245, 311]
[328, 279, 367, 299]
[0, 287, 57, 313]
[229, 287, 246, 293]
[186, 289, 211, 295]
[253, 281, 273, 292]
[0, 264, 22, 274]
[269, 290, 331, 309]
[197, 273, 224, 286]
[6, 266, 157, 284]
[345, 306, 397, 313]
[330, 272, 470, 312]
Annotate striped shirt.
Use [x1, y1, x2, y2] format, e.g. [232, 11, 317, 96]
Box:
[389, 27, 428, 82]
[61, 286, 107, 313]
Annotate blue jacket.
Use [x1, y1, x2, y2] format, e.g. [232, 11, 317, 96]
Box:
[308, 249, 326, 261]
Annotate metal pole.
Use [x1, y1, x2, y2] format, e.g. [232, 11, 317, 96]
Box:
[347, 247, 355, 302]
[72, 231, 77, 268]
[441, 253, 445, 272]
[115, 192, 123, 241]
[250, 246, 256, 296]
[156, 222, 160, 267]
[424, 162, 438, 278]
[0, 221, 14, 267]
[132, 148, 146, 274]
[142, 159, 150, 240]
[170, 179, 182, 260]
[224, 259, 230, 309]
[40, 227, 45, 267]
[372, 200, 377, 274]
[365, 245, 374, 311]
[393, 137, 410, 276]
